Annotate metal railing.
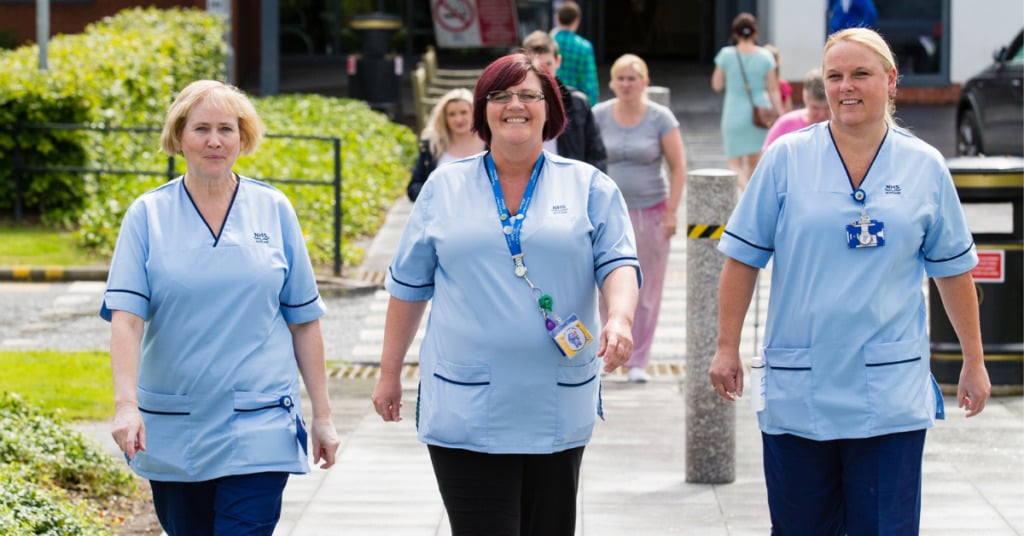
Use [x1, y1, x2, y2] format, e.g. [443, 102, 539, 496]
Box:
[6, 123, 344, 276]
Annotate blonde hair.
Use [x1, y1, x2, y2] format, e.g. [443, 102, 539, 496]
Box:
[824, 28, 898, 124]
[609, 53, 650, 99]
[422, 88, 474, 159]
[160, 80, 265, 156]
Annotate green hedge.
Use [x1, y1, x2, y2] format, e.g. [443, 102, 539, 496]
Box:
[0, 7, 226, 226]
[1, 7, 416, 270]
[0, 393, 135, 535]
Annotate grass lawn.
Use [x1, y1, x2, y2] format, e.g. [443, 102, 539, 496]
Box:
[0, 226, 106, 266]
[0, 350, 112, 420]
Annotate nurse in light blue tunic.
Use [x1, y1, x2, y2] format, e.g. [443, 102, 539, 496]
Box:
[372, 54, 640, 535]
[102, 81, 340, 536]
[709, 29, 991, 534]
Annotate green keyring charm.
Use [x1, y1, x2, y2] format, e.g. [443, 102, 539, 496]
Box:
[538, 294, 553, 312]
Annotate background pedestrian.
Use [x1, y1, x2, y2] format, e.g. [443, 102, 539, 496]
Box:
[407, 88, 486, 201]
[593, 53, 687, 383]
[711, 12, 784, 189]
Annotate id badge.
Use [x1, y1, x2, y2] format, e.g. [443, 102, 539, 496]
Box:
[550, 313, 593, 358]
[846, 218, 885, 248]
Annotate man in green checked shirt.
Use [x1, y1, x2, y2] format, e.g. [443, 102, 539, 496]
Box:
[552, 1, 600, 106]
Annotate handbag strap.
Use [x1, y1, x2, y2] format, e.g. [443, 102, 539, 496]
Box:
[735, 50, 757, 109]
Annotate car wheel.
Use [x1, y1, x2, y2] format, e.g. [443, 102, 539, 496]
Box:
[956, 109, 983, 156]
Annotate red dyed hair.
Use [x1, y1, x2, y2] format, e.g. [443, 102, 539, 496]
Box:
[472, 53, 566, 146]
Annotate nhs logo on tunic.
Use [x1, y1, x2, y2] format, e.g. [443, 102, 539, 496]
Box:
[253, 232, 270, 244]
[885, 184, 902, 195]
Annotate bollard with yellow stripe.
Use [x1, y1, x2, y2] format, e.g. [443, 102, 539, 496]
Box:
[687, 224, 726, 239]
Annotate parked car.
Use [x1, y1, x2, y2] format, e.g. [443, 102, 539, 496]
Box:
[955, 29, 1023, 156]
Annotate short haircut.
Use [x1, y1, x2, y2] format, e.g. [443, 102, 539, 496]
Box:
[523, 30, 558, 57]
[803, 68, 826, 102]
[160, 80, 264, 156]
[557, 1, 580, 26]
[472, 53, 566, 146]
[610, 53, 649, 83]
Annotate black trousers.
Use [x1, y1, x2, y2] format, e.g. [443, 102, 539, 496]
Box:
[427, 445, 586, 536]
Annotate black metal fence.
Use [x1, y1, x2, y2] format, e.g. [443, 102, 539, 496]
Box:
[6, 123, 344, 276]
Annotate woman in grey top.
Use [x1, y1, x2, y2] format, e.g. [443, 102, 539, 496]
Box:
[593, 53, 687, 383]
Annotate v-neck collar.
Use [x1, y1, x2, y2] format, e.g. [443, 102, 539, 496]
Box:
[827, 124, 889, 194]
[182, 176, 240, 247]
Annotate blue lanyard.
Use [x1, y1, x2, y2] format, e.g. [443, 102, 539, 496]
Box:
[484, 152, 544, 260]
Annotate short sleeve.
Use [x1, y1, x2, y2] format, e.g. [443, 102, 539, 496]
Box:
[922, 167, 978, 278]
[654, 104, 680, 138]
[101, 200, 151, 322]
[385, 180, 438, 302]
[717, 146, 781, 268]
[589, 173, 642, 287]
[279, 199, 326, 324]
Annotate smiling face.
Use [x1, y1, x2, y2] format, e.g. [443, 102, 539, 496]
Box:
[485, 71, 547, 150]
[180, 98, 241, 181]
[444, 99, 474, 136]
[823, 40, 897, 130]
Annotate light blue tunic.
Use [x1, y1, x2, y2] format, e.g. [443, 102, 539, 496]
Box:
[386, 152, 641, 454]
[719, 123, 977, 441]
[101, 176, 325, 481]
[715, 46, 776, 158]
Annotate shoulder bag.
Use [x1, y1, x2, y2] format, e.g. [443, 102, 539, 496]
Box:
[737, 52, 778, 129]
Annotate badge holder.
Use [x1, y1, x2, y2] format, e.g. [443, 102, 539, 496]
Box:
[846, 189, 885, 249]
[516, 256, 592, 358]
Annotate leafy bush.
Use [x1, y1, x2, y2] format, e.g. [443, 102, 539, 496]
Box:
[0, 393, 134, 498]
[242, 95, 417, 266]
[0, 7, 225, 225]
[0, 393, 134, 535]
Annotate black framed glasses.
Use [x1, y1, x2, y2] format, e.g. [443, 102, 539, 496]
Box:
[486, 90, 545, 104]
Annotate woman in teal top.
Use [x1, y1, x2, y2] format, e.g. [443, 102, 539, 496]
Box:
[102, 80, 340, 535]
[712, 12, 784, 189]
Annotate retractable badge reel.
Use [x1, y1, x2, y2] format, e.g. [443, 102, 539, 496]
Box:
[845, 188, 885, 249]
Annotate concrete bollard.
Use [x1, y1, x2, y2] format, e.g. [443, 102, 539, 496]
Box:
[647, 86, 670, 108]
[685, 168, 738, 484]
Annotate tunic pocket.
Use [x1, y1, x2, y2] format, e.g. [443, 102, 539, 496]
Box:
[422, 360, 490, 446]
[763, 347, 815, 435]
[863, 340, 931, 428]
[135, 387, 193, 476]
[231, 391, 298, 467]
[555, 358, 600, 445]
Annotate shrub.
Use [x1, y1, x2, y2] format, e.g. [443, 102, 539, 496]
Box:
[0, 393, 135, 535]
[0, 7, 225, 225]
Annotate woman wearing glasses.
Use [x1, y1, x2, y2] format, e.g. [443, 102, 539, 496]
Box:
[372, 53, 640, 534]
[593, 53, 687, 383]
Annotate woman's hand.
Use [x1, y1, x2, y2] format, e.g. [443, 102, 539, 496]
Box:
[372, 373, 404, 422]
[598, 313, 634, 372]
[708, 349, 744, 401]
[310, 416, 341, 469]
[663, 211, 678, 239]
[111, 407, 146, 460]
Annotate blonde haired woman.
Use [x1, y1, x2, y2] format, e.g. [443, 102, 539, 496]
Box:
[710, 28, 989, 533]
[407, 88, 486, 201]
[592, 53, 687, 383]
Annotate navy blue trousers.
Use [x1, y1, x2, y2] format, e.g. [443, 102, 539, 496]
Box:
[762, 429, 927, 536]
[428, 445, 585, 536]
[149, 471, 289, 536]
